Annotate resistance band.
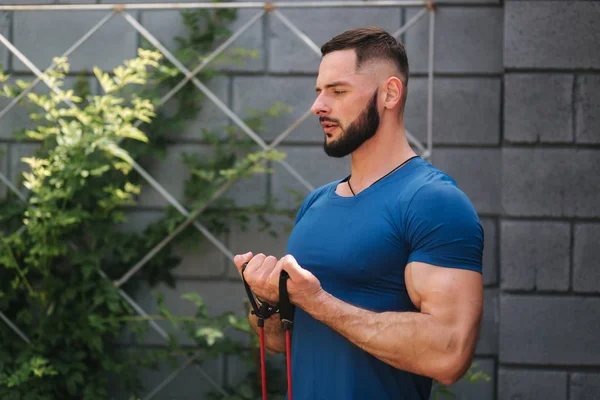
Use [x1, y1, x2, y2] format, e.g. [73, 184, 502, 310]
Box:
[242, 263, 295, 400]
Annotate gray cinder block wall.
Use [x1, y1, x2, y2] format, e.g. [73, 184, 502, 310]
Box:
[0, 1, 598, 399]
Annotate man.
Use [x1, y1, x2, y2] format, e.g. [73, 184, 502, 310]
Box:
[234, 27, 484, 400]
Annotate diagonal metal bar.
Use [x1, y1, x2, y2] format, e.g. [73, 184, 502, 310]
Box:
[0, 311, 30, 343]
[0, 11, 116, 123]
[0, 170, 26, 202]
[268, 109, 313, 149]
[143, 351, 229, 400]
[129, 159, 235, 261]
[0, 35, 75, 108]
[114, 175, 237, 288]
[122, 11, 315, 193]
[0, 2, 429, 12]
[392, 7, 427, 39]
[272, 10, 321, 56]
[142, 352, 202, 400]
[135, 9, 266, 130]
[97, 270, 170, 341]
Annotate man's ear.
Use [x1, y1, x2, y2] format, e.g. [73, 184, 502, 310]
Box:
[383, 77, 403, 110]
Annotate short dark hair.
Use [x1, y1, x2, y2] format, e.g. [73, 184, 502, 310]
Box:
[321, 27, 409, 108]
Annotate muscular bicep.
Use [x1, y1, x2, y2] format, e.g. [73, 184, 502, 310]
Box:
[405, 262, 483, 340]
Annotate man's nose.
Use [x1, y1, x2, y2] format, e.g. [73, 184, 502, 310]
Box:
[310, 96, 330, 116]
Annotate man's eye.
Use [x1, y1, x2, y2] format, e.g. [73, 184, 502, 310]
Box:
[334, 90, 345, 95]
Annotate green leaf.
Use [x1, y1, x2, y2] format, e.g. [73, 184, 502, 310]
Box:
[195, 327, 224, 346]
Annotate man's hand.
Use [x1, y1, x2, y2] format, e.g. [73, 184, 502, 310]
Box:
[278, 255, 323, 308]
[233, 252, 282, 304]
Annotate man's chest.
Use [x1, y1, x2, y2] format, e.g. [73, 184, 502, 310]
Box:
[286, 201, 412, 310]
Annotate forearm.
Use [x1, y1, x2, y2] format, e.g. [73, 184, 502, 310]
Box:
[248, 310, 286, 354]
[301, 290, 475, 384]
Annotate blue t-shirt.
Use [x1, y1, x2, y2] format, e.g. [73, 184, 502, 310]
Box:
[285, 156, 483, 400]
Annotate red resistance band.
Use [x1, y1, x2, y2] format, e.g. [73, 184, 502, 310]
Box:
[242, 264, 295, 400]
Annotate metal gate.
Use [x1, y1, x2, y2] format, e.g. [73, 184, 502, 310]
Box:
[0, 2, 436, 398]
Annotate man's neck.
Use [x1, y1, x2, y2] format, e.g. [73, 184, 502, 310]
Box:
[349, 123, 416, 192]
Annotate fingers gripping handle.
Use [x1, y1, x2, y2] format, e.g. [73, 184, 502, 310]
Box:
[242, 262, 277, 322]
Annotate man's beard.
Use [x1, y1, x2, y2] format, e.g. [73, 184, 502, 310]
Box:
[322, 89, 380, 158]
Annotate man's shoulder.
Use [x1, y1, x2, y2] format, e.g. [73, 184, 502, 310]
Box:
[394, 160, 476, 218]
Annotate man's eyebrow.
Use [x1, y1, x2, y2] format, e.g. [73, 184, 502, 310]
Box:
[315, 81, 351, 92]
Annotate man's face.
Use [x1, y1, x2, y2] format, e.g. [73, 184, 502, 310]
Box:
[310, 50, 381, 158]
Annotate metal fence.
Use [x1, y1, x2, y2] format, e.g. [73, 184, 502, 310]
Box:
[0, 2, 436, 398]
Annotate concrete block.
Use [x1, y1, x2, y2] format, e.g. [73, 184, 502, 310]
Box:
[476, 289, 499, 356]
[441, 358, 495, 400]
[502, 149, 600, 218]
[504, 2, 600, 69]
[136, 144, 267, 209]
[575, 75, 600, 144]
[270, 145, 349, 210]
[500, 221, 570, 292]
[499, 295, 600, 365]
[570, 373, 600, 400]
[140, 8, 263, 73]
[13, 11, 137, 72]
[405, 77, 501, 145]
[118, 210, 230, 278]
[481, 218, 498, 286]
[172, 235, 229, 279]
[159, 76, 232, 142]
[117, 210, 164, 234]
[503, 148, 570, 217]
[139, 10, 193, 55]
[108, 350, 224, 400]
[573, 223, 600, 294]
[504, 74, 574, 143]
[430, 149, 502, 215]
[570, 150, 600, 218]
[268, 7, 402, 73]
[498, 369, 568, 400]
[137, 144, 202, 208]
[127, 280, 248, 346]
[232, 75, 321, 143]
[226, 213, 295, 278]
[405, 7, 503, 74]
[224, 168, 268, 208]
[218, 8, 264, 73]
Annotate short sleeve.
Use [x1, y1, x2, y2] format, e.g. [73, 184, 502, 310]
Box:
[405, 182, 484, 273]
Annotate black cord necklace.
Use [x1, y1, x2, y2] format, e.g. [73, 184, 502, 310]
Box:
[347, 155, 419, 196]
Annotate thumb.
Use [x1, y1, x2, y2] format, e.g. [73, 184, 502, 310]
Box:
[233, 252, 253, 276]
[280, 255, 307, 281]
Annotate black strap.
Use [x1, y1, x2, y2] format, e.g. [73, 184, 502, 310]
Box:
[242, 263, 278, 321]
[278, 271, 295, 331]
[241, 262, 295, 330]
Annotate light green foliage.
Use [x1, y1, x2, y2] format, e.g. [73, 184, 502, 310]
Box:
[0, 4, 291, 398]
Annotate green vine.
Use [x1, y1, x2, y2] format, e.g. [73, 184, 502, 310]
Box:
[0, 5, 290, 399]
